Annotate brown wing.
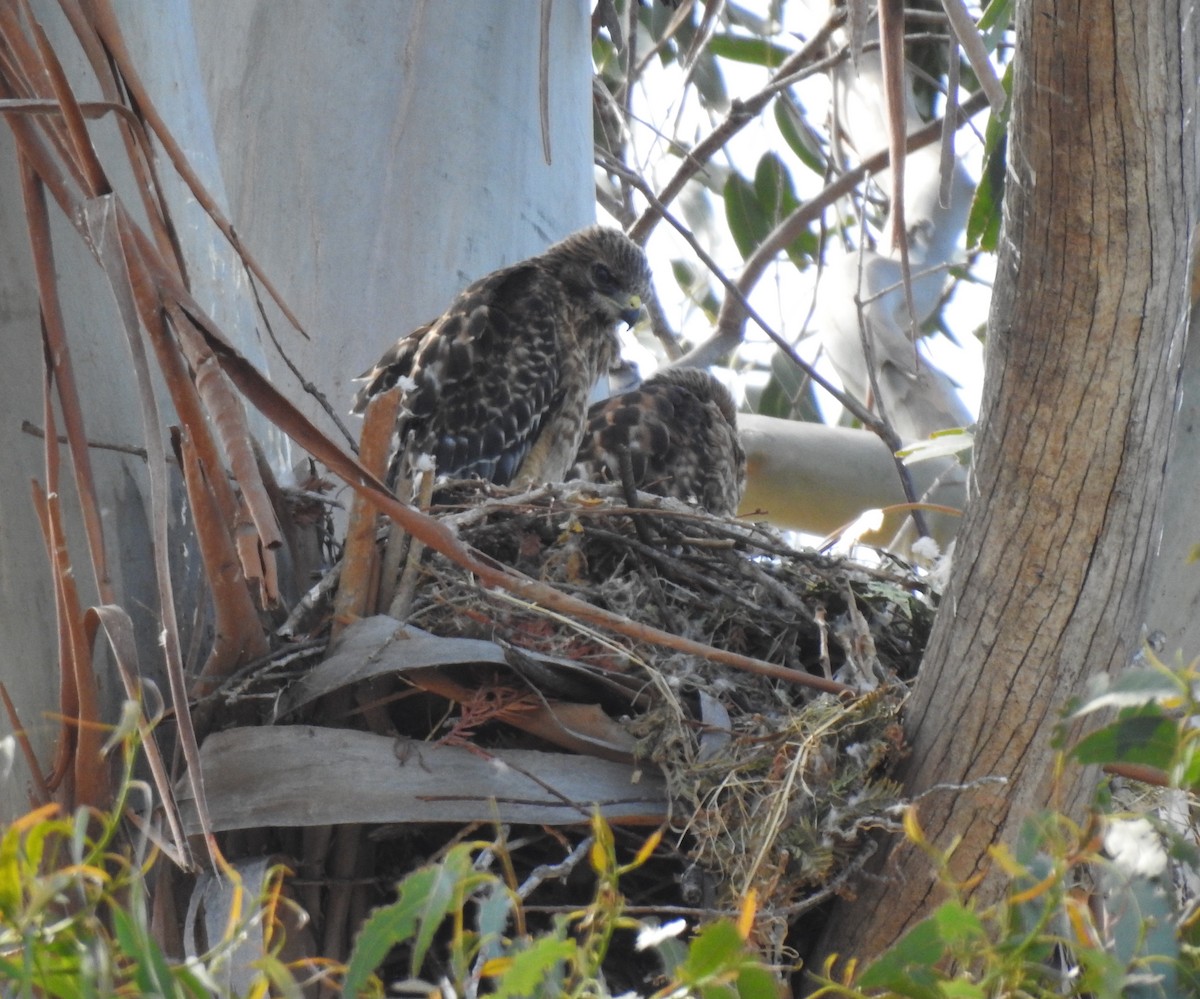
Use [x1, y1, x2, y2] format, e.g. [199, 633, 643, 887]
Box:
[568, 367, 746, 515]
[352, 321, 432, 409]
[353, 226, 650, 487]
[354, 262, 565, 485]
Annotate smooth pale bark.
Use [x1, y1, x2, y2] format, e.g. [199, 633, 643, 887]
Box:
[189, 0, 595, 440]
[1145, 268, 1200, 649]
[818, 52, 977, 442]
[0, 2, 593, 821]
[0, 0, 268, 819]
[738, 414, 964, 547]
[811, 0, 1195, 966]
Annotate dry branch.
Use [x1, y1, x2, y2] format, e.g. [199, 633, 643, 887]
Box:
[174, 426, 269, 699]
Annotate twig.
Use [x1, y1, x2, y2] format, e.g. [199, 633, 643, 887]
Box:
[21, 419, 153, 461]
[389, 466, 435, 620]
[701, 87, 992, 356]
[517, 835, 593, 899]
[277, 564, 341, 640]
[629, 8, 847, 243]
[614, 445, 655, 547]
[0, 682, 52, 806]
[1103, 762, 1168, 788]
[245, 268, 359, 451]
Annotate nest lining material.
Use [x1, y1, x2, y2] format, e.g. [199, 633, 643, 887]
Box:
[384, 480, 931, 920]
[403, 481, 929, 686]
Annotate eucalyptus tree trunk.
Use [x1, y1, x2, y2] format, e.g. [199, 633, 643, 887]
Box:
[0, 0, 593, 821]
[0, 0, 266, 818]
[189, 0, 596, 437]
[811, 0, 1197, 966]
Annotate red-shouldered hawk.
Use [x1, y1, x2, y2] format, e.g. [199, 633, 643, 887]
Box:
[567, 367, 746, 516]
[353, 227, 652, 486]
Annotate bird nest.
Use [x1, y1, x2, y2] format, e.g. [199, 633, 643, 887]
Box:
[378, 480, 933, 936]
[402, 482, 929, 690]
[200, 476, 936, 961]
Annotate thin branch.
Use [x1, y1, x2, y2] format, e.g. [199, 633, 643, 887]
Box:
[245, 257, 360, 451]
[705, 86, 992, 353]
[940, 0, 1007, 112]
[629, 8, 846, 244]
[21, 420, 153, 461]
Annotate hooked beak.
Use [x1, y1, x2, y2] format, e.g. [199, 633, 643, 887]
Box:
[619, 294, 643, 328]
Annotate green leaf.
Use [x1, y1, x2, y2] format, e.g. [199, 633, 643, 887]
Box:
[755, 352, 822, 422]
[1072, 710, 1177, 770]
[773, 98, 826, 176]
[344, 844, 478, 995]
[976, 0, 1015, 52]
[724, 172, 769, 260]
[19, 940, 86, 999]
[698, 985, 740, 999]
[754, 152, 797, 221]
[966, 133, 1004, 251]
[753, 153, 816, 266]
[931, 900, 987, 950]
[474, 880, 515, 967]
[1177, 742, 1200, 789]
[680, 921, 745, 981]
[0, 825, 22, 919]
[691, 50, 731, 112]
[671, 258, 720, 318]
[1097, 866, 1179, 999]
[724, 154, 816, 266]
[491, 934, 576, 998]
[966, 63, 1013, 251]
[1072, 667, 1184, 716]
[111, 904, 174, 997]
[857, 916, 946, 999]
[898, 428, 975, 465]
[736, 962, 783, 998]
[707, 33, 791, 67]
[940, 982, 987, 999]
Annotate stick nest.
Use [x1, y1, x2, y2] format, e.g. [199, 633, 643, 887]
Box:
[393, 481, 933, 931]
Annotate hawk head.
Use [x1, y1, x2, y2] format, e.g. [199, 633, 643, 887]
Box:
[543, 226, 652, 329]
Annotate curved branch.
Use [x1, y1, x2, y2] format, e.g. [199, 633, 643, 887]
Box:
[629, 8, 846, 244]
[702, 86, 992, 353]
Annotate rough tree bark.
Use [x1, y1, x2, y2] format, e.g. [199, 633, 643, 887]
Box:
[812, 0, 1197, 966]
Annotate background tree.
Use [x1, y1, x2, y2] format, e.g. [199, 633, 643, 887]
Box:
[0, 1, 594, 821]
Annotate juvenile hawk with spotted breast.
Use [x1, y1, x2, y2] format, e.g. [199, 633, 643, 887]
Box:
[567, 367, 746, 516]
[354, 226, 652, 486]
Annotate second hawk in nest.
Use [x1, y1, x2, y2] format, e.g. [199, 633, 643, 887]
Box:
[568, 367, 746, 516]
[354, 226, 651, 486]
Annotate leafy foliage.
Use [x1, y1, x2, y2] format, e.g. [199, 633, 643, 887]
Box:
[595, 0, 1010, 429]
[343, 815, 780, 998]
[0, 728, 315, 998]
[803, 650, 1200, 997]
[13, 667, 1200, 998]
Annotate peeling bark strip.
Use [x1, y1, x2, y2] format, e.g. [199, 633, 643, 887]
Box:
[811, 0, 1195, 968]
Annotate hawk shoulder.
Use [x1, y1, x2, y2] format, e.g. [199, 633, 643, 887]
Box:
[567, 367, 746, 516]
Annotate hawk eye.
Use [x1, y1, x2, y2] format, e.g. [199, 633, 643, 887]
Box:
[591, 262, 617, 292]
